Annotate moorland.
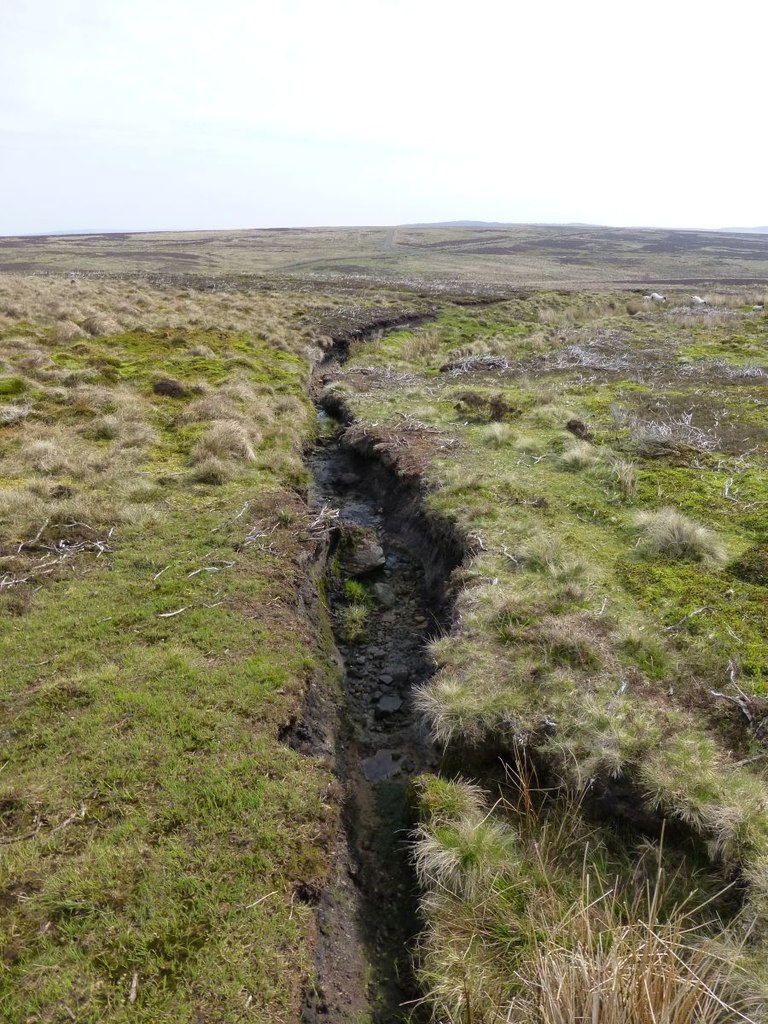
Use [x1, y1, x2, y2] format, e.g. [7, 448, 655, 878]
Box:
[0, 224, 767, 1023]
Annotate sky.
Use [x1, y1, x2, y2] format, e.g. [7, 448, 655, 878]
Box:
[1, 0, 766, 235]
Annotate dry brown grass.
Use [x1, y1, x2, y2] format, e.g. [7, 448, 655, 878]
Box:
[189, 455, 234, 485]
[515, 879, 750, 1024]
[0, 402, 31, 425]
[178, 392, 240, 424]
[0, 274, 329, 356]
[21, 438, 73, 476]
[633, 508, 727, 565]
[191, 420, 260, 464]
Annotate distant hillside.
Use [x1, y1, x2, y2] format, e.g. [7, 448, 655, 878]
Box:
[2, 223, 768, 287]
[718, 226, 768, 234]
[402, 220, 515, 229]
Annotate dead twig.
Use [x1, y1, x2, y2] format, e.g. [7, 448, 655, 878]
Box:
[0, 804, 86, 846]
[187, 560, 235, 577]
[663, 606, 709, 632]
[308, 505, 340, 536]
[17, 518, 50, 554]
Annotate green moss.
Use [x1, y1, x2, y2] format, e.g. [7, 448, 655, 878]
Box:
[0, 375, 27, 395]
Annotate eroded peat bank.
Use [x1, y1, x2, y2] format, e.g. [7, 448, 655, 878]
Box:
[299, 316, 464, 1023]
[298, 291, 768, 1024]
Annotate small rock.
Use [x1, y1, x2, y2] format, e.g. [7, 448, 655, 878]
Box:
[345, 533, 386, 577]
[380, 611, 396, 624]
[376, 694, 403, 716]
[379, 673, 393, 685]
[361, 749, 402, 781]
[372, 582, 396, 607]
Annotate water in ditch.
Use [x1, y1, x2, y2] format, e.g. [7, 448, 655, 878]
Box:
[300, 419, 455, 1024]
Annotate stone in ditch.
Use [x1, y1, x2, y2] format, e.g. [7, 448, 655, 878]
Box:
[346, 535, 385, 577]
[372, 583, 396, 607]
[376, 694, 403, 717]
[361, 749, 402, 781]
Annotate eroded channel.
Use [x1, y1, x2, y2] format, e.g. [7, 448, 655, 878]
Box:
[299, 324, 463, 1023]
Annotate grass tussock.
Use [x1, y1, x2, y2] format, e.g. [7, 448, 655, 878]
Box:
[337, 602, 369, 642]
[191, 419, 260, 464]
[518, 879, 748, 1024]
[403, 328, 442, 361]
[559, 440, 598, 469]
[606, 454, 637, 498]
[413, 779, 753, 1024]
[0, 401, 32, 425]
[481, 422, 516, 448]
[634, 508, 727, 564]
[189, 454, 234, 485]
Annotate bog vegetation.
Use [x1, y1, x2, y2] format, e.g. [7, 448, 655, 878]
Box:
[0, 248, 767, 1024]
[328, 287, 768, 1021]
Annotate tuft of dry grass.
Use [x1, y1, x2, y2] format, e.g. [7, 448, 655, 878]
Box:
[21, 438, 73, 475]
[634, 508, 727, 564]
[515, 878, 750, 1024]
[191, 420, 259, 464]
[559, 440, 597, 470]
[403, 329, 442, 361]
[0, 401, 32, 425]
[178, 393, 240, 424]
[51, 320, 87, 343]
[81, 313, 121, 337]
[481, 422, 516, 448]
[606, 455, 637, 499]
[189, 455, 233, 485]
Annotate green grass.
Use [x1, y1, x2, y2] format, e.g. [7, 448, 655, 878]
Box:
[0, 296, 338, 1021]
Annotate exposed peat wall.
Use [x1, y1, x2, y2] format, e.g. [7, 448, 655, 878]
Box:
[295, 310, 467, 1022]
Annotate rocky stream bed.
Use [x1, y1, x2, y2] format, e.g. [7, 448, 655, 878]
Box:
[295, 315, 464, 1023]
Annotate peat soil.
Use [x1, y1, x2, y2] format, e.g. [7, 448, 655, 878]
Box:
[293, 310, 466, 1023]
[300, 422, 455, 1023]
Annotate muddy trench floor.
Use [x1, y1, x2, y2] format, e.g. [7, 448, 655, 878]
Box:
[301, 433, 445, 1023]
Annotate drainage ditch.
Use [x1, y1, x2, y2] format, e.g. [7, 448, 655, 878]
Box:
[297, 315, 464, 1023]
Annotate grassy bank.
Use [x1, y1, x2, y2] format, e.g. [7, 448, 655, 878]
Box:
[327, 289, 768, 1020]
[0, 275, 355, 1022]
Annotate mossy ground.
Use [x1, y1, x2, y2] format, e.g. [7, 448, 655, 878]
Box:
[0, 282, 357, 1022]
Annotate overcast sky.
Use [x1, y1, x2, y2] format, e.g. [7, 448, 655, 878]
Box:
[1, 0, 765, 235]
